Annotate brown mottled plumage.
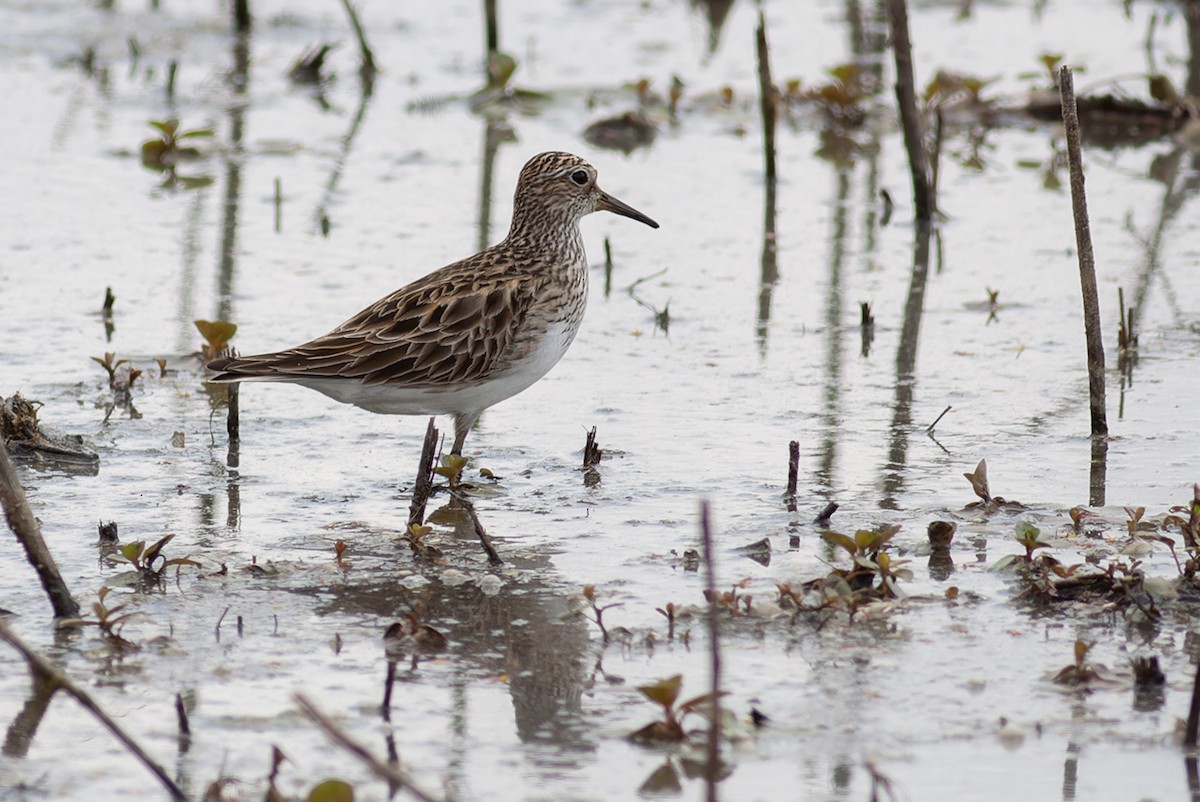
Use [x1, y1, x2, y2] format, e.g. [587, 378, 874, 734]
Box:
[207, 152, 658, 454]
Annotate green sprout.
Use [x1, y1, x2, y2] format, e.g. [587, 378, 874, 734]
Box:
[629, 674, 726, 742]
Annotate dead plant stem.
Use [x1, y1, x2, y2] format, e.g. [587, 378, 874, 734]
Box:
[0, 621, 185, 799]
[700, 500, 721, 802]
[1057, 65, 1108, 436]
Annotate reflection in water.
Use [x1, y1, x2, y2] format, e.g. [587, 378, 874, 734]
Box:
[309, 544, 593, 763]
[880, 223, 933, 510]
[215, 34, 249, 324]
[754, 169, 778, 357]
[312, 71, 377, 236]
[691, 0, 737, 57]
[2, 672, 56, 759]
[1088, 435, 1107, 507]
[476, 120, 516, 252]
[815, 169, 851, 494]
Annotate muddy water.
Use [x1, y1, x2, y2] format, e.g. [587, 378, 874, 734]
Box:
[2, 1, 1200, 800]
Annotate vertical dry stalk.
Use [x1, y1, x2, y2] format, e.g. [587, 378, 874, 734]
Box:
[226, 382, 240, 442]
[0, 444, 80, 619]
[407, 418, 439, 528]
[0, 622, 185, 799]
[699, 500, 721, 802]
[338, 0, 378, 80]
[755, 12, 777, 186]
[1058, 65, 1108, 436]
[885, 0, 935, 222]
[785, 441, 799, 512]
[232, 0, 250, 33]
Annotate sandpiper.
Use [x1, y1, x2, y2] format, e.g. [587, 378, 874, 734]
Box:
[207, 151, 658, 454]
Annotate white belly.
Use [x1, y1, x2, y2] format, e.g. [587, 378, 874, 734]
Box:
[290, 320, 578, 417]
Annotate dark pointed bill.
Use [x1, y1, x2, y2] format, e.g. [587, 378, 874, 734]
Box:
[597, 190, 659, 229]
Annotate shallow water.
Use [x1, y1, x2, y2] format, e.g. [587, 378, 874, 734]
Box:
[3, 1, 1200, 800]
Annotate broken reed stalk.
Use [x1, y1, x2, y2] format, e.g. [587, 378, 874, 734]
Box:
[449, 489, 503, 566]
[1057, 65, 1108, 436]
[699, 500, 721, 802]
[0, 443, 80, 619]
[885, 0, 935, 222]
[226, 382, 240, 442]
[0, 621, 186, 800]
[583, 426, 601, 470]
[273, 177, 282, 233]
[484, 0, 499, 57]
[926, 405, 952, 433]
[754, 11, 778, 186]
[407, 418, 439, 528]
[294, 693, 444, 802]
[785, 440, 799, 512]
[232, 0, 250, 33]
[338, 0, 378, 80]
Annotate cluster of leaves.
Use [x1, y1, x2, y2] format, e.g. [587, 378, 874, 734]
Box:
[91, 352, 143, 391]
[820, 523, 912, 600]
[106, 534, 201, 587]
[630, 674, 724, 742]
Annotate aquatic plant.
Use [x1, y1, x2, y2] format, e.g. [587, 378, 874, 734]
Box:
[140, 118, 213, 170]
[581, 584, 623, 643]
[629, 674, 725, 742]
[195, 320, 237, 361]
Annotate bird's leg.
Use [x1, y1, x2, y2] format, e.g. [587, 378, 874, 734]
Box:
[451, 412, 479, 456]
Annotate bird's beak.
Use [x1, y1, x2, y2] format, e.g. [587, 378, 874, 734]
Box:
[596, 190, 659, 229]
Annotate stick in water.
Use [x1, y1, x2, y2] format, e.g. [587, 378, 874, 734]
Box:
[1057, 65, 1108, 436]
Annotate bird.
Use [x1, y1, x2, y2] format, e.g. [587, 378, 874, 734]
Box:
[207, 151, 658, 455]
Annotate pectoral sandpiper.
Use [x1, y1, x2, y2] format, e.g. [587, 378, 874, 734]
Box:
[207, 151, 658, 454]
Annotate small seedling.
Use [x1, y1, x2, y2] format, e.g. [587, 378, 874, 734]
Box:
[1053, 639, 1102, 686]
[57, 588, 141, 646]
[434, 454, 469, 488]
[1124, 506, 1148, 536]
[140, 118, 214, 170]
[91, 352, 128, 387]
[629, 674, 726, 742]
[655, 602, 678, 640]
[107, 533, 201, 583]
[581, 585, 623, 643]
[1014, 521, 1052, 561]
[821, 524, 910, 599]
[195, 319, 237, 361]
[1165, 483, 1200, 550]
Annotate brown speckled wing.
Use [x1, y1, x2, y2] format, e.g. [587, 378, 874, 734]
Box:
[211, 256, 533, 387]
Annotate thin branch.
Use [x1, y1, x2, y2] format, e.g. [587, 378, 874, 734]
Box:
[885, 0, 935, 221]
[449, 490, 503, 566]
[294, 693, 444, 802]
[0, 442, 80, 619]
[1058, 65, 1108, 436]
[699, 500, 722, 802]
[0, 621, 185, 799]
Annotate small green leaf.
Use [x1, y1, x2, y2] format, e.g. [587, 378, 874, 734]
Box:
[149, 118, 180, 138]
[120, 541, 146, 563]
[307, 779, 354, 802]
[1014, 521, 1041, 543]
[176, 128, 215, 140]
[820, 531, 857, 554]
[637, 674, 683, 709]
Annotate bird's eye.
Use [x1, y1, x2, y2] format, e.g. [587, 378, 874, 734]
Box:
[570, 170, 589, 186]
